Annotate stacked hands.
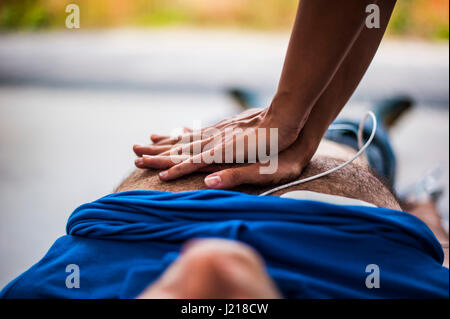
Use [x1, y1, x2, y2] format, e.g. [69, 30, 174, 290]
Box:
[133, 107, 322, 189]
[131, 0, 396, 190]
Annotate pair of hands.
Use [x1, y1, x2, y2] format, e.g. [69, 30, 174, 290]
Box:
[133, 107, 318, 189]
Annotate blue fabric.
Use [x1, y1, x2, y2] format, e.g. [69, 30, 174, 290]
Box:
[1, 190, 448, 299]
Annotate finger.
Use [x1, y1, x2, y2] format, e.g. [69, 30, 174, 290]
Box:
[154, 132, 199, 146]
[135, 157, 146, 169]
[153, 136, 183, 146]
[135, 155, 190, 170]
[160, 142, 226, 177]
[160, 136, 215, 157]
[150, 134, 170, 144]
[204, 164, 274, 189]
[159, 155, 209, 181]
[133, 144, 173, 156]
[155, 128, 214, 146]
[151, 127, 193, 144]
[143, 155, 191, 170]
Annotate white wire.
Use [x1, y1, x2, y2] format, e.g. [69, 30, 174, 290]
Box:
[259, 111, 377, 196]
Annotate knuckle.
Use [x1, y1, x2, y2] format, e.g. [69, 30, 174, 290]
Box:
[224, 169, 242, 184]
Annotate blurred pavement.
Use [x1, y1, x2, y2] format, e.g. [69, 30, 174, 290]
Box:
[0, 29, 448, 287]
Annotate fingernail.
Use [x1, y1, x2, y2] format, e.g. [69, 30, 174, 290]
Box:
[135, 158, 143, 166]
[159, 171, 169, 179]
[143, 155, 152, 159]
[205, 175, 221, 188]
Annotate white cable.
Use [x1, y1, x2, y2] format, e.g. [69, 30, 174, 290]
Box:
[259, 111, 377, 196]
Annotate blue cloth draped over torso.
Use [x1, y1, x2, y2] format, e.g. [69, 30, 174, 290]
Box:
[1, 190, 448, 298]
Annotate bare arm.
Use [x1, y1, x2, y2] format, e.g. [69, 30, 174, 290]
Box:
[135, 0, 397, 189]
[268, 0, 380, 144]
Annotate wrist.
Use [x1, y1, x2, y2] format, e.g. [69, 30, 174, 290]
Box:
[260, 113, 301, 152]
[268, 91, 310, 128]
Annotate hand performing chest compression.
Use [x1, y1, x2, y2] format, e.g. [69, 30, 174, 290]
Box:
[133, 0, 397, 189]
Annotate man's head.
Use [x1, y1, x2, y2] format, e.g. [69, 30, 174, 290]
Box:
[138, 239, 281, 299]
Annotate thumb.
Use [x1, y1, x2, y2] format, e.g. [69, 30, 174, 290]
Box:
[204, 164, 272, 189]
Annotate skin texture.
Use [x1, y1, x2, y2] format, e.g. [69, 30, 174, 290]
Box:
[135, 0, 397, 190]
[405, 201, 449, 268]
[138, 239, 282, 299]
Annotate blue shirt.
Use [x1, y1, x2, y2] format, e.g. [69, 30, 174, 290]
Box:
[1, 190, 448, 298]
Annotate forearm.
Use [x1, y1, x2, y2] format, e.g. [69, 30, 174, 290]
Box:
[267, 0, 378, 130]
[296, 0, 396, 153]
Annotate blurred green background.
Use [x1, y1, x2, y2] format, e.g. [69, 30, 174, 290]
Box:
[0, 0, 448, 40]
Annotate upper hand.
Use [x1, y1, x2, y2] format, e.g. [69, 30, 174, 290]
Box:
[133, 108, 300, 183]
[134, 120, 316, 189]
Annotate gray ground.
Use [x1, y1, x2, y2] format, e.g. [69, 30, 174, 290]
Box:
[0, 29, 448, 288]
